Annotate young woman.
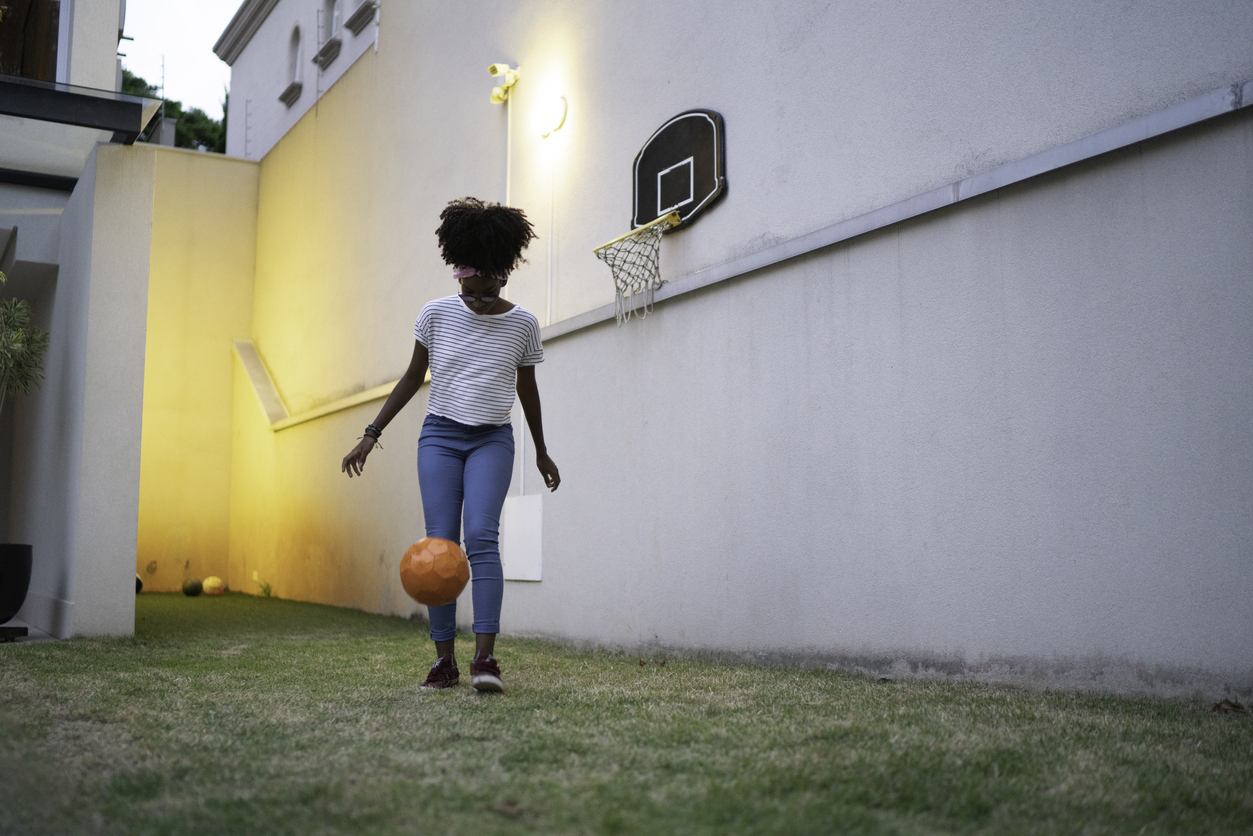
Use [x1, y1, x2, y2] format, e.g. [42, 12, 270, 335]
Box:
[342, 197, 560, 693]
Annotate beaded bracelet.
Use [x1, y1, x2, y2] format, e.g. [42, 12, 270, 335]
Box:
[360, 424, 383, 449]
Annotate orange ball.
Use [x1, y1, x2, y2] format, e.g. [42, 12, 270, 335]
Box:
[399, 537, 469, 606]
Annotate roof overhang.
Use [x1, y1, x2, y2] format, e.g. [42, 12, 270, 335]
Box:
[0, 74, 160, 185]
[214, 0, 281, 66]
[0, 74, 160, 145]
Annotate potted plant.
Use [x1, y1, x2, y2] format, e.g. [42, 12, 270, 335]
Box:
[0, 269, 49, 640]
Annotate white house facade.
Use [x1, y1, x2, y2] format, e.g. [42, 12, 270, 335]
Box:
[196, 0, 1253, 696]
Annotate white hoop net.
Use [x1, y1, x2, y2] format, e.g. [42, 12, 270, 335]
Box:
[593, 212, 678, 325]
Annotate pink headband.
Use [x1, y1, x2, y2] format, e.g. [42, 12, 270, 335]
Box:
[453, 266, 507, 281]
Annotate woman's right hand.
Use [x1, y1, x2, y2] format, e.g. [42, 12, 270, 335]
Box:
[342, 437, 376, 478]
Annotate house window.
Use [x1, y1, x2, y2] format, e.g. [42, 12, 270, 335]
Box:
[288, 26, 302, 83]
[312, 1, 343, 70]
[0, 0, 60, 82]
[279, 25, 303, 107]
[322, 0, 339, 41]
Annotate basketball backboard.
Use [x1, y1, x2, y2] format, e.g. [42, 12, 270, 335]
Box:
[632, 109, 726, 231]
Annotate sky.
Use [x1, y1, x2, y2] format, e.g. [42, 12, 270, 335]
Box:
[119, 0, 239, 119]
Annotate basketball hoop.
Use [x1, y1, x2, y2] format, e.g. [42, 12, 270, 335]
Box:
[593, 211, 679, 325]
[595, 109, 726, 326]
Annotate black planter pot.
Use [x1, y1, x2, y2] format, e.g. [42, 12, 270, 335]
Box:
[0, 543, 33, 624]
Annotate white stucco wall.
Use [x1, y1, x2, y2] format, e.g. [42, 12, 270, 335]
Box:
[12, 144, 154, 637]
[505, 111, 1253, 681]
[455, 0, 1253, 325]
[9, 159, 94, 638]
[223, 0, 1253, 409]
[220, 0, 1253, 689]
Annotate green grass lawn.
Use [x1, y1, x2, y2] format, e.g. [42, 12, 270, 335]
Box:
[1, 593, 1249, 835]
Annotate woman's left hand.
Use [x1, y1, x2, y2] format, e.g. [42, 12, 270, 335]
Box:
[341, 437, 376, 477]
[536, 453, 560, 491]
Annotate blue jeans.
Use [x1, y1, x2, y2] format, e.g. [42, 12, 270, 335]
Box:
[417, 414, 514, 641]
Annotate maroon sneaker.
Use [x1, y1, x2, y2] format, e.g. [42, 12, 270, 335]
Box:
[470, 655, 504, 693]
[421, 654, 459, 689]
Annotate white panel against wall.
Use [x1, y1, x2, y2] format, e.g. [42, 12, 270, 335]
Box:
[501, 494, 542, 581]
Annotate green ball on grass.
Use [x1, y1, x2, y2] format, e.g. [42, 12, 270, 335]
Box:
[182, 578, 203, 597]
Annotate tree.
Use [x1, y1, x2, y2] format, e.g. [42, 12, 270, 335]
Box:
[121, 67, 160, 99]
[121, 68, 226, 153]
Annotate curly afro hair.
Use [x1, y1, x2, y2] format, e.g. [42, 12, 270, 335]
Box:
[435, 197, 537, 278]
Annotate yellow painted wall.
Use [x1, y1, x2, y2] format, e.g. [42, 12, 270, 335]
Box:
[226, 369, 425, 613]
[223, 7, 581, 617]
[249, 50, 400, 414]
[227, 48, 432, 614]
[136, 149, 259, 592]
[216, 6, 634, 617]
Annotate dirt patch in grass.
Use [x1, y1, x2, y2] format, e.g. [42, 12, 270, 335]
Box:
[1, 593, 1250, 835]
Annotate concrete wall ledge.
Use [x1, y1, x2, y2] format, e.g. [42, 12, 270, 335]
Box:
[233, 339, 427, 431]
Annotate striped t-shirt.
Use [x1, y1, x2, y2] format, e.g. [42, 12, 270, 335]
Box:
[413, 295, 544, 426]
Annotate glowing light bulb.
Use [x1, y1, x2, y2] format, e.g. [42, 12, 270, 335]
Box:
[535, 95, 567, 138]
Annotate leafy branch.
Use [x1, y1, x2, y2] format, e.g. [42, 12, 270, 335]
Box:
[0, 270, 50, 418]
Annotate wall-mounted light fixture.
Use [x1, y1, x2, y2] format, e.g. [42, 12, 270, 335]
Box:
[536, 95, 567, 138]
[489, 63, 520, 103]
